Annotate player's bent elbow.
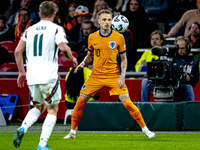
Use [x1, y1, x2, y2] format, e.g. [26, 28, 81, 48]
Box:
[58, 42, 70, 52]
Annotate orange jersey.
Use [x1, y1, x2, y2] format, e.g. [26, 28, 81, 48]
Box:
[88, 29, 126, 77]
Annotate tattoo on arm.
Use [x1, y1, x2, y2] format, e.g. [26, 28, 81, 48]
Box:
[120, 53, 127, 77]
[83, 51, 94, 66]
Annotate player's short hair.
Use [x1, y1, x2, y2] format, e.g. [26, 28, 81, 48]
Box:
[39, 1, 55, 18]
[98, 9, 113, 17]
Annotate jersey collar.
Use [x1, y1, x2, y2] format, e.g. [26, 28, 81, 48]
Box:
[99, 29, 112, 37]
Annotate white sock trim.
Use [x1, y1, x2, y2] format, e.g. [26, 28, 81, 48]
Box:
[70, 129, 76, 134]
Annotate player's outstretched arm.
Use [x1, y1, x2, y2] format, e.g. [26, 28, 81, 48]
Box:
[58, 42, 78, 67]
[117, 52, 127, 88]
[15, 40, 26, 88]
[74, 51, 93, 73]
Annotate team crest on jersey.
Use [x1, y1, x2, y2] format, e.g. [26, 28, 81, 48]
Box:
[82, 84, 87, 90]
[109, 41, 116, 49]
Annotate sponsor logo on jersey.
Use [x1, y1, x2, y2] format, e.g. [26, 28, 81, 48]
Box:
[109, 41, 116, 49]
[82, 84, 87, 90]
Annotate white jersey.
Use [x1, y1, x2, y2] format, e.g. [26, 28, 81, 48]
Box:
[21, 20, 68, 85]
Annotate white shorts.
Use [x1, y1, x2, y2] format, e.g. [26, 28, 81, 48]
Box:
[29, 78, 61, 106]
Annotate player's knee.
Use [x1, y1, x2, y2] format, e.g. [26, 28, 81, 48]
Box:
[47, 104, 58, 116]
[119, 94, 130, 102]
[80, 93, 90, 102]
[35, 104, 46, 114]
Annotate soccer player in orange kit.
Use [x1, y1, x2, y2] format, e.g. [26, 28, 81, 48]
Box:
[64, 9, 155, 139]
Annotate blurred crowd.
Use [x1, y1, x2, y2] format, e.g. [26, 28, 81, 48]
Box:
[0, 0, 200, 71]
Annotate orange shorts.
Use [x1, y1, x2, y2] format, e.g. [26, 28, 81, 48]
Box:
[80, 75, 129, 97]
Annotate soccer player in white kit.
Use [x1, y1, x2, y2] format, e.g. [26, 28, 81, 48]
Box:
[13, 1, 78, 150]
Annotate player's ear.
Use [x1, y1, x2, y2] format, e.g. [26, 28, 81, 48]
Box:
[53, 12, 56, 17]
[38, 12, 41, 18]
[98, 18, 100, 24]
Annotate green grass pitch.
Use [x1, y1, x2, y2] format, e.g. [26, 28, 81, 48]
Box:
[1, 132, 200, 150]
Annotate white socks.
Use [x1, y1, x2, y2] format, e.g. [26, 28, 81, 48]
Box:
[70, 129, 76, 134]
[39, 114, 57, 147]
[142, 126, 151, 134]
[21, 107, 41, 133]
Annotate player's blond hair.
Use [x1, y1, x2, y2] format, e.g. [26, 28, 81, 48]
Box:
[98, 9, 113, 17]
[39, 1, 55, 18]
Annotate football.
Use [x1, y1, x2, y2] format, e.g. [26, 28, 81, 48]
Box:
[111, 15, 129, 33]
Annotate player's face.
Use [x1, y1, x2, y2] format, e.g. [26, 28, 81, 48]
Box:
[190, 24, 200, 36]
[129, 0, 139, 12]
[177, 40, 187, 56]
[150, 34, 163, 47]
[98, 13, 112, 30]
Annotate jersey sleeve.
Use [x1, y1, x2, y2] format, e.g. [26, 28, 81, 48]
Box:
[88, 34, 94, 51]
[55, 26, 68, 45]
[119, 34, 126, 54]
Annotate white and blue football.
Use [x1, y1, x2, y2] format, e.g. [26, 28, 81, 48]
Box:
[111, 15, 129, 33]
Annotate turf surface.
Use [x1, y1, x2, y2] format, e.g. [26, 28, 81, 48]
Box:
[1, 132, 200, 150]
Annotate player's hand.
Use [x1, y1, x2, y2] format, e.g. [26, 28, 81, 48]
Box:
[117, 75, 125, 88]
[17, 72, 26, 88]
[74, 62, 85, 73]
[72, 57, 78, 67]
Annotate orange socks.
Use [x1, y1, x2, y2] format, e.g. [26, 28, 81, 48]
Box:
[71, 98, 145, 129]
[123, 99, 146, 128]
[71, 97, 87, 130]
